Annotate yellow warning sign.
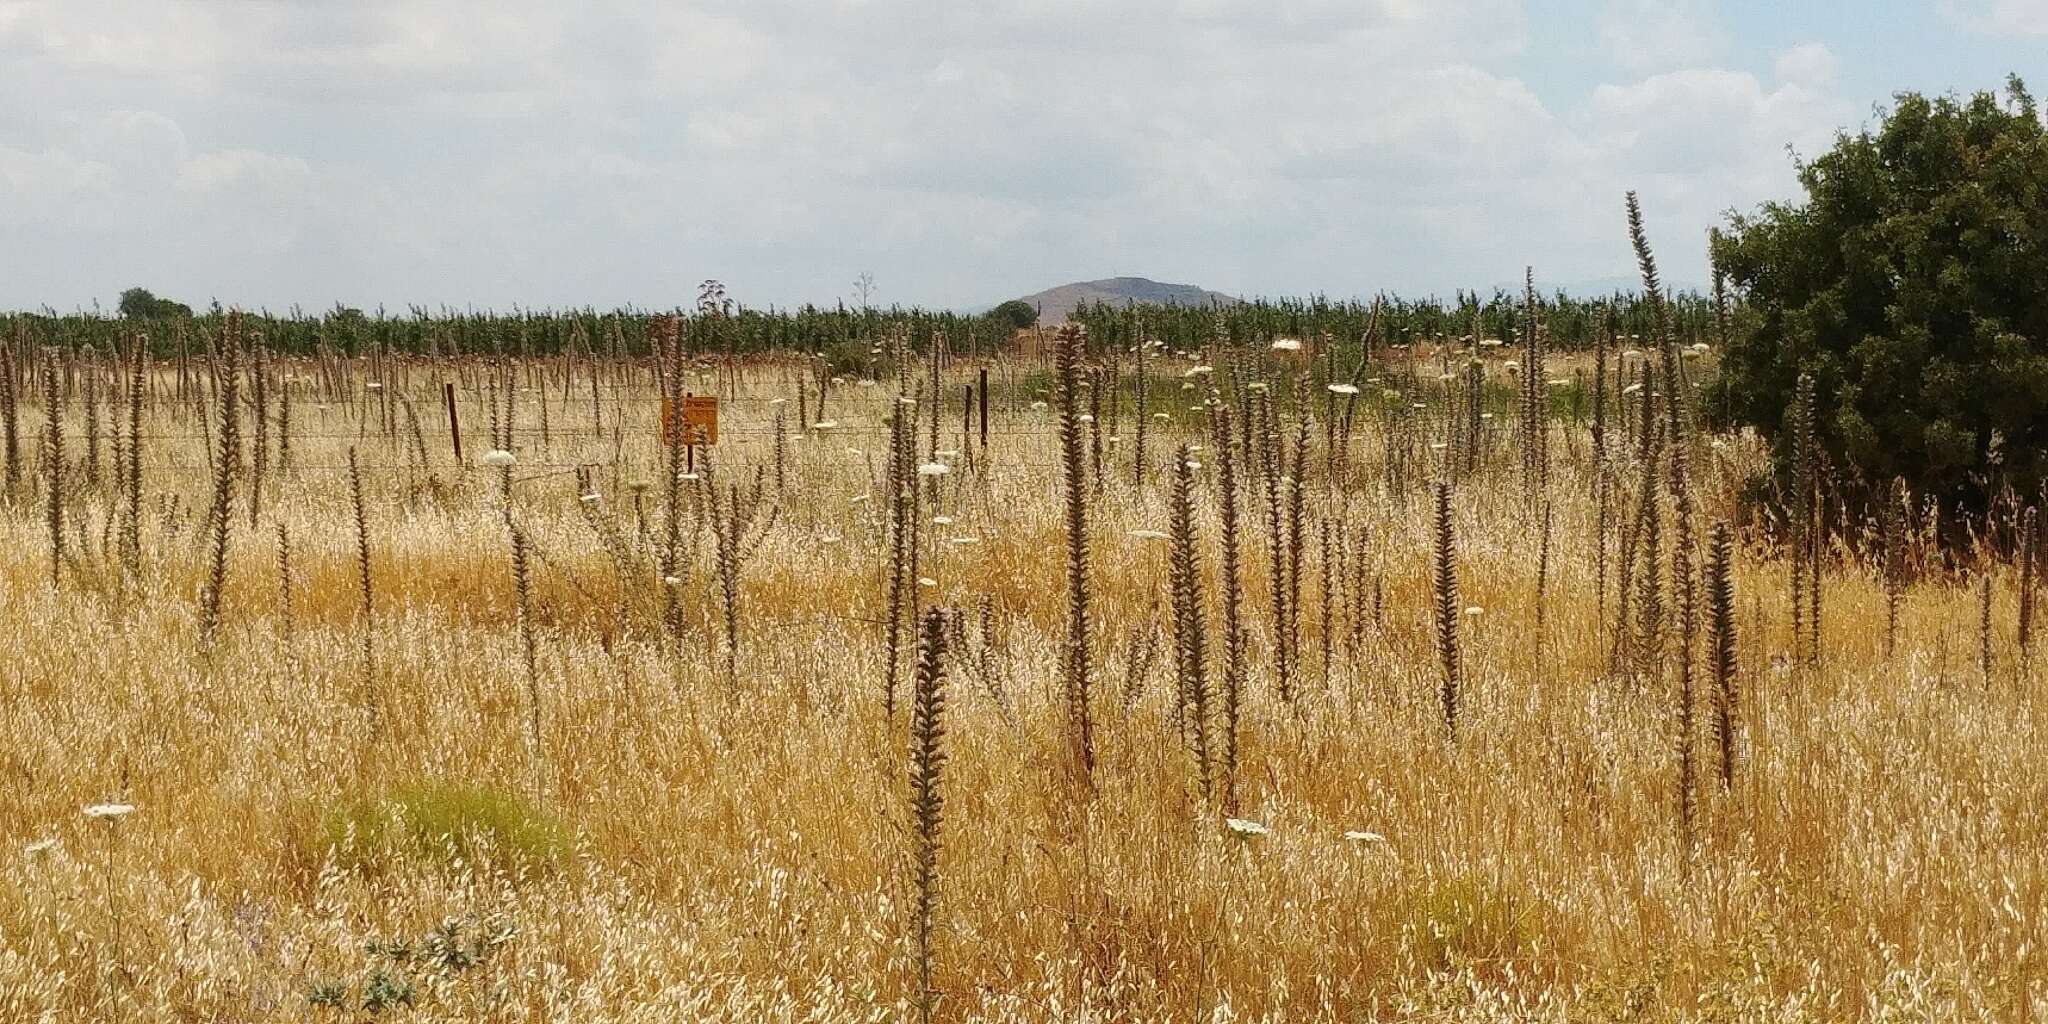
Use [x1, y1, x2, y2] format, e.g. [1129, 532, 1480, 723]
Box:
[663, 394, 719, 445]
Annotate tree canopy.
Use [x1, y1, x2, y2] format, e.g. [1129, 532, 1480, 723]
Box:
[1708, 76, 2048, 519]
[988, 299, 1039, 330]
[117, 287, 194, 320]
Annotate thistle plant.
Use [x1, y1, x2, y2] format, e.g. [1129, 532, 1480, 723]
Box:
[1132, 326, 1149, 486]
[82, 345, 101, 491]
[198, 318, 243, 642]
[1519, 268, 1548, 507]
[0, 337, 18, 498]
[510, 521, 542, 775]
[349, 446, 378, 732]
[276, 520, 296, 653]
[1535, 499, 1553, 677]
[1632, 423, 1665, 685]
[121, 339, 146, 574]
[1882, 478, 1910, 658]
[1167, 442, 1213, 801]
[1980, 569, 1995, 685]
[1432, 479, 1462, 736]
[1593, 310, 1612, 628]
[1056, 324, 1095, 777]
[43, 347, 66, 588]
[656, 317, 691, 645]
[275, 354, 293, 476]
[1788, 373, 1823, 667]
[2019, 505, 2038, 665]
[706, 464, 781, 683]
[1705, 522, 1739, 792]
[1626, 190, 1685, 463]
[248, 345, 268, 526]
[1209, 402, 1246, 813]
[1672, 465, 1699, 856]
[1275, 415, 1309, 704]
[906, 606, 951, 1024]
[883, 384, 921, 719]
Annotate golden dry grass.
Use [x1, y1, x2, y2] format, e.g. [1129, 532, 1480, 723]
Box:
[0, 347, 2043, 1022]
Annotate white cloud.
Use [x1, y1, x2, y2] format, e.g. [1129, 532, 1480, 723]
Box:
[1581, 57, 1852, 258]
[0, 0, 1875, 310]
[1774, 43, 1838, 89]
[1597, 0, 1729, 73]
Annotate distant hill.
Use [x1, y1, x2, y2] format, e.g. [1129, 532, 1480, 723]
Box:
[1006, 277, 1239, 325]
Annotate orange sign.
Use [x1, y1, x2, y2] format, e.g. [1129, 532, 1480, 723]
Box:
[663, 395, 719, 445]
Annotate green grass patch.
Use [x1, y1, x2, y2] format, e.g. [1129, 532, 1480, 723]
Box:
[317, 780, 570, 874]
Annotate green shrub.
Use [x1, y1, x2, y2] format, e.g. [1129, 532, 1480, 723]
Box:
[989, 299, 1039, 330]
[305, 916, 514, 1015]
[1707, 76, 2048, 522]
[318, 781, 569, 873]
[1397, 875, 1535, 973]
[818, 337, 877, 380]
[116, 286, 193, 320]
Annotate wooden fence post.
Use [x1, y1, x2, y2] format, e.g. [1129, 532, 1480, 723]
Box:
[444, 381, 463, 464]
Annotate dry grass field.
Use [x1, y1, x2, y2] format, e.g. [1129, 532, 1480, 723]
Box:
[0, 324, 2042, 1022]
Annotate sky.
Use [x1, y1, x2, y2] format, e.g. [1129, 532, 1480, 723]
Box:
[1, 0, 2042, 314]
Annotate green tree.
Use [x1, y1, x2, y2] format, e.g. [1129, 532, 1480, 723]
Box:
[117, 287, 193, 320]
[989, 299, 1039, 330]
[1708, 76, 2048, 520]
